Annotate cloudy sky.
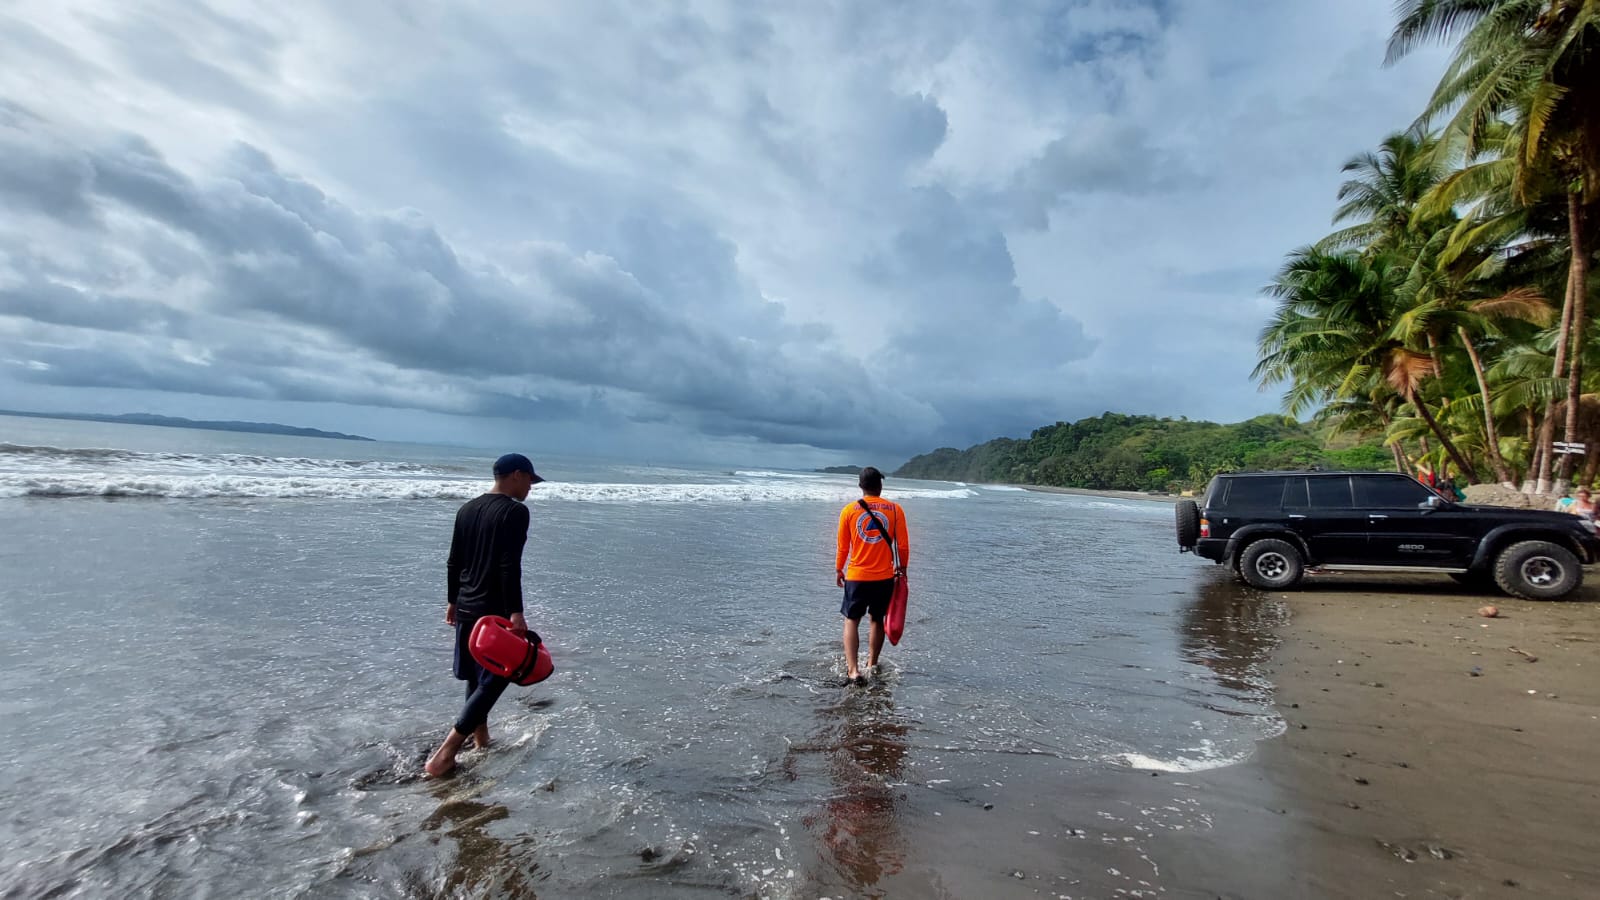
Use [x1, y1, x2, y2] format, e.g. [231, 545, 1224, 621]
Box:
[0, 1, 1449, 465]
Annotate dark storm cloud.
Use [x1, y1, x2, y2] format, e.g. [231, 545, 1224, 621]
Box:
[0, 0, 1450, 458]
[0, 116, 936, 448]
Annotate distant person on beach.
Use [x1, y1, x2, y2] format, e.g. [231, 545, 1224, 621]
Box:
[425, 453, 544, 778]
[835, 466, 909, 685]
[1555, 486, 1595, 519]
[1416, 465, 1437, 490]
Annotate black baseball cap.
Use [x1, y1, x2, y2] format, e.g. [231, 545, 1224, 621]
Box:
[492, 453, 544, 482]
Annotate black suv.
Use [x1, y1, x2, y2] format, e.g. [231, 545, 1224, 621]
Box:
[1175, 471, 1600, 600]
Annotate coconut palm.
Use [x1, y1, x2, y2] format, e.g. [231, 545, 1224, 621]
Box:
[1392, 218, 1557, 483]
[1389, 0, 1600, 490]
[1256, 248, 1481, 479]
[1321, 129, 1454, 253]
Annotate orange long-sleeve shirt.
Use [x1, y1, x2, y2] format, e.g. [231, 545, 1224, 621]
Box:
[836, 496, 910, 581]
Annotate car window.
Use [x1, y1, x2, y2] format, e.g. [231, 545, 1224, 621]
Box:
[1282, 477, 1310, 508]
[1222, 476, 1288, 510]
[1354, 475, 1434, 507]
[1308, 476, 1354, 508]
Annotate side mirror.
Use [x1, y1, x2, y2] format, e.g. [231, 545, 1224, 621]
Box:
[1420, 494, 1445, 511]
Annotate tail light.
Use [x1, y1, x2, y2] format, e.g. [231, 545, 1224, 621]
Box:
[1199, 518, 1210, 539]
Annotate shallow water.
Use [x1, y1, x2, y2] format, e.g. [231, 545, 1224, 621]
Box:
[0, 416, 1285, 897]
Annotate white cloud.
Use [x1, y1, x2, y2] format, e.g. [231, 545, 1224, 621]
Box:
[0, 0, 1451, 460]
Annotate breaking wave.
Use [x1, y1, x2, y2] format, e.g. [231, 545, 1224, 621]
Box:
[1, 475, 978, 502]
[0, 444, 977, 502]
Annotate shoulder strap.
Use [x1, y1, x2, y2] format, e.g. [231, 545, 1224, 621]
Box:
[856, 499, 901, 570]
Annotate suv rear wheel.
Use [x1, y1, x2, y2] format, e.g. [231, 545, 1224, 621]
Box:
[1238, 538, 1304, 591]
[1175, 500, 1200, 550]
[1493, 540, 1582, 600]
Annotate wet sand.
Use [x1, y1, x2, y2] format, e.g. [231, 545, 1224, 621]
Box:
[1173, 574, 1600, 898]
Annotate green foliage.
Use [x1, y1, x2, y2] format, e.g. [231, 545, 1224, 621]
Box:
[893, 412, 1392, 492]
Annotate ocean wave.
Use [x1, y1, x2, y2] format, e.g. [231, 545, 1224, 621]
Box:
[982, 485, 1027, 492]
[0, 443, 444, 475]
[1, 475, 978, 503]
[1114, 736, 1264, 773]
[732, 470, 824, 480]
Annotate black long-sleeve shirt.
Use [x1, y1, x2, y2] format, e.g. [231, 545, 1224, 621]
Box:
[446, 493, 529, 619]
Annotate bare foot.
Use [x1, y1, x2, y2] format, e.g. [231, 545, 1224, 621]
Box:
[466, 725, 490, 750]
[423, 750, 456, 778]
[424, 729, 467, 778]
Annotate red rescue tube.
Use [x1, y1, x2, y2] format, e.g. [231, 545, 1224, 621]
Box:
[469, 615, 555, 686]
[886, 575, 908, 645]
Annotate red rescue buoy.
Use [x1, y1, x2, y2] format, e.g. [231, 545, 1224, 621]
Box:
[886, 575, 908, 645]
[468, 615, 554, 685]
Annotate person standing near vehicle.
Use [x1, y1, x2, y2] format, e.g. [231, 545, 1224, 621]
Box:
[425, 453, 544, 778]
[834, 467, 909, 684]
[1558, 486, 1597, 519]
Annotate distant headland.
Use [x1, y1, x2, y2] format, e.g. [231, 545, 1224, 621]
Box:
[814, 465, 864, 474]
[0, 410, 376, 442]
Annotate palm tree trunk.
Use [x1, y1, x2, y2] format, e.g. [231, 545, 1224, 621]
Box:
[1554, 194, 1590, 491]
[1375, 406, 1408, 475]
[1412, 393, 1478, 483]
[1534, 266, 1577, 494]
[1458, 325, 1513, 485]
[1522, 408, 1539, 490]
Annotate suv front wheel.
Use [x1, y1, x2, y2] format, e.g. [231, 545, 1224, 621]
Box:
[1493, 540, 1582, 600]
[1238, 538, 1304, 591]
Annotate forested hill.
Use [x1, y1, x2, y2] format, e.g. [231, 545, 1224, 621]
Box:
[893, 413, 1391, 492]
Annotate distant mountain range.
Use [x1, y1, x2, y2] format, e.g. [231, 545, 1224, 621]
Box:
[0, 410, 375, 442]
[814, 465, 864, 474]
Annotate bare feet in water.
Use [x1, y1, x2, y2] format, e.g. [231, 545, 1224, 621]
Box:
[424, 729, 467, 778]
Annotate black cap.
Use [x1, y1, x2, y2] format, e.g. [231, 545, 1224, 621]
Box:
[493, 453, 544, 482]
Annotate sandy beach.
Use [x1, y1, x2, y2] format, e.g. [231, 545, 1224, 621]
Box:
[1170, 574, 1600, 898]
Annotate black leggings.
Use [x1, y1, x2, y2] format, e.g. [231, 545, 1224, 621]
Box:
[454, 669, 510, 736]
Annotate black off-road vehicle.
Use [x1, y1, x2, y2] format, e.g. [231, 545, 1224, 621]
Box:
[1175, 471, 1600, 600]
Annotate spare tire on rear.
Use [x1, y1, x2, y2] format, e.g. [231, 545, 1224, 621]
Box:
[1175, 499, 1200, 550]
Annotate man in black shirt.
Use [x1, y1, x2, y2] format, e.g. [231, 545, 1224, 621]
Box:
[425, 453, 544, 777]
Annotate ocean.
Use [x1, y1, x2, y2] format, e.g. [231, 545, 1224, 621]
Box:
[0, 414, 1285, 898]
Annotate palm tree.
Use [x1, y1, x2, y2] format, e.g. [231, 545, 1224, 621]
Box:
[1391, 219, 1556, 483]
[1256, 248, 1481, 479]
[1389, 0, 1600, 491]
[1320, 129, 1453, 253]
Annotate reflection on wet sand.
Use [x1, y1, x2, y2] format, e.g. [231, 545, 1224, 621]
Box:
[789, 684, 912, 897]
[1180, 571, 1285, 699]
[420, 796, 536, 898]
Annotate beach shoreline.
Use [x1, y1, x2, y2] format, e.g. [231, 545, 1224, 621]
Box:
[1015, 483, 1178, 503]
[1165, 574, 1600, 897]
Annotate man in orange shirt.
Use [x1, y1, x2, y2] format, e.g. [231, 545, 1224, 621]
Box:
[835, 466, 909, 684]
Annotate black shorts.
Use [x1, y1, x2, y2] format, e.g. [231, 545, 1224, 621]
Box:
[453, 617, 483, 682]
[841, 579, 895, 623]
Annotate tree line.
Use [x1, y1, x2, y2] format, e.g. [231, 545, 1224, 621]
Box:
[1257, 1, 1599, 493]
[892, 413, 1391, 493]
